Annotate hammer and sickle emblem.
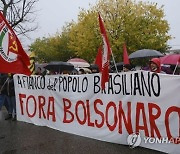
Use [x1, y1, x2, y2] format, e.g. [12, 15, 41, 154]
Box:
[9, 35, 18, 52]
[9, 40, 18, 52]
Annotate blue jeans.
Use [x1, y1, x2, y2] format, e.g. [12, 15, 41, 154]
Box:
[11, 96, 16, 115]
[0, 94, 9, 111]
[6, 96, 15, 115]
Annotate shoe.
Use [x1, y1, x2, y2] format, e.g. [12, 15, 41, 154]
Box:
[5, 114, 12, 120]
[12, 115, 17, 121]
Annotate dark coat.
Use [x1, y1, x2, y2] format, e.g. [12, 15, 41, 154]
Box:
[7, 76, 15, 97]
[0, 74, 8, 95]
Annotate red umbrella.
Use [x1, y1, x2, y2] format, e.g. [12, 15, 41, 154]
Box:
[160, 54, 180, 65]
[67, 58, 90, 68]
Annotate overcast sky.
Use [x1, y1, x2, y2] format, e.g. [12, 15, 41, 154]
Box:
[26, 0, 180, 50]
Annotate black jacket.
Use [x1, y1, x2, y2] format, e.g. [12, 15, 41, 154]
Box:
[7, 77, 15, 96]
[0, 74, 8, 95]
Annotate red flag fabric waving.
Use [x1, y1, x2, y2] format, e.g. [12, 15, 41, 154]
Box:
[0, 12, 31, 75]
[123, 43, 130, 65]
[95, 46, 102, 72]
[98, 13, 111, 90]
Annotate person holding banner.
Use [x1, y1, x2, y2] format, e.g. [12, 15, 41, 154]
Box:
[35, 67, 42, 75]
[123, 64, 133, 72]
[149, 58, 165, 73]
[0, 74, 12, 119]
[6, 74, 16, 121]
[0, 74, 8, 110]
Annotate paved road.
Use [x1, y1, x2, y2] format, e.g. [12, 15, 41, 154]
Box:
[0, 109, 165, 154]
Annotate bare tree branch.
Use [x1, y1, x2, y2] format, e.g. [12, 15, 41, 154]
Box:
[0, 0, 39, 37]
[1, 0, 7, 5]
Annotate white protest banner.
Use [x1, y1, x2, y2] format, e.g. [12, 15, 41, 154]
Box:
[13, 71, 180, 153]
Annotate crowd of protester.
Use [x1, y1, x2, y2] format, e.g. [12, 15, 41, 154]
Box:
[0, 57, 179, 121]
[35, 57, 180, 75]
[0, 73, 16, 121]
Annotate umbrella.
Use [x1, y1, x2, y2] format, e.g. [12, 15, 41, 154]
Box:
[160, 54, 180, 65]
[44, 61, 74, 72]
[67, 58, 90, 68]
[129, 49, 164, 59]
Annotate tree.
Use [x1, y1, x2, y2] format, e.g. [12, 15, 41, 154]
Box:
[30, 23, 76, 63]
[68, 10, 102, 63]
[30, 37, 56, 63]
[0, 0, 39, 36]
[68, 0, 171, 62]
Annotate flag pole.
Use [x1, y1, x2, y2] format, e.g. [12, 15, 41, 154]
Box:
[173, 61, 179, 75]
[98, 12, 118, 73]
[110, 49, 118, 73]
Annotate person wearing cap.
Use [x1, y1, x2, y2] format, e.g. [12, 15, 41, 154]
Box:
[149, 58, 165, 73]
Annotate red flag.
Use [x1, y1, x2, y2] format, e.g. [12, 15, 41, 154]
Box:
[123, 43, 130, 65]
[0, 12, 31, 75]
[95, 46, 102, 72]
[98, 13, 111, 90]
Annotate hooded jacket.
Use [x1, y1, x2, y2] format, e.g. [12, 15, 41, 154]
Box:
[149, 58, 161, 73]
